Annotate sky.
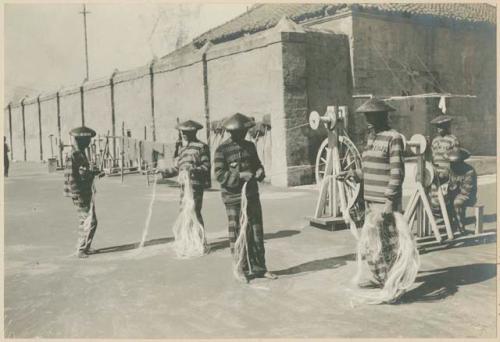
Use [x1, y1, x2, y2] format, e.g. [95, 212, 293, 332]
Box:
[4, 3, 250, 102]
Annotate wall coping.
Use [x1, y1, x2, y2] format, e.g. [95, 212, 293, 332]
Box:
[206, 20, 308, 62]
[352, 8, 497, 32]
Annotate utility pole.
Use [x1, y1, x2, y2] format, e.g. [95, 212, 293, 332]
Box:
[79, 4, 91, 81]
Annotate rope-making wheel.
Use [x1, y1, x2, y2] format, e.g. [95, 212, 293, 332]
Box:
[314, 135, 363, 225]
[315, 135, 362, 186]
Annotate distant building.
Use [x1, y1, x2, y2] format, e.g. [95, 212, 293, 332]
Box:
[5, 3, 496, 186]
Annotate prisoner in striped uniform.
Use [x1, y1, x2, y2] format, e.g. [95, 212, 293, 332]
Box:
[447, 148, 477, 232]
[429, 115, 460, 217]
[430, 115, 459, 181]
[338, 99, 405, 287]
[214, 113, 276, 283]
[159, 120, 211, 226]
[64, 126, 103, 258]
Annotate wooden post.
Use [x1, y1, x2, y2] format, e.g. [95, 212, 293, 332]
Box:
[144, 126, 147, 140]
[37, 96, 43, 161]
[149, 60, 156, 142]
[21, 98, 27, 161]
[475, 205, 484, 234]
[110, 71, 117, 166]
[202, 51, 211, 146]
[7, 103, 13, 160]
[80, 86, 85, 126]
[49, 134, 54, 158]
[121, 121, 125, 183]
[56, 92, 63, 166]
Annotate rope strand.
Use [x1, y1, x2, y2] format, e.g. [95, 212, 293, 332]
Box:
[171, 170, 207, 259]
[233, 181, 251, 281]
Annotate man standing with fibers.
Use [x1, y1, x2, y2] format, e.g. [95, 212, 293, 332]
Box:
[64, 126, 103, 258]
[338, 99, 414, 294]
[159, 120, 211, 228]
[214, 113, 277, 283]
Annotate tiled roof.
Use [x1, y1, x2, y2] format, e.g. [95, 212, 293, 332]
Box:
[189, 3, 496, 48]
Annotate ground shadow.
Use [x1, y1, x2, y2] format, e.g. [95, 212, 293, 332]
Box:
[92, 237, 174, 254]
[274, 253, 356, 276]
[155, 179, 220, 192]
[208, 229, 301, 252]
[398, 263, 496, 304]
[419, 232, 496, 255]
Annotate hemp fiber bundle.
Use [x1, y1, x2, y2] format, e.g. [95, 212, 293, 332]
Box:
[353, 211, 420, 304]
[233, 181, 251, 282]
[172, 170, 207, 259]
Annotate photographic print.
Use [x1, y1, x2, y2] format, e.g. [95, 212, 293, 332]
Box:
[3, 2, 497, 339]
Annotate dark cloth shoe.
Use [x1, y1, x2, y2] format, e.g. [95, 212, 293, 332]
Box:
[263, 272, 278, 280]
[85, 247, 97, 255]
[77, 251, 89, 259]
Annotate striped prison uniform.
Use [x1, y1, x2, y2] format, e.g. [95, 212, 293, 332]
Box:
[362, 129, 405, 206]
[449, 162, 477, 228]
[361, 129, 404, 285]
[431, 134, 459, 180]
[64, 150, 98, 252]
[163, 139, 211, 226]
[429, 135, 460, 218]
[214, 138, 267, 276]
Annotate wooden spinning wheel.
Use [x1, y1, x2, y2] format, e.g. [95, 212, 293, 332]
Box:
[308, 106, 363, 236]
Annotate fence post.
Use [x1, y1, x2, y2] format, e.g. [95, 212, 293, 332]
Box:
[80, 84, 85, 126]
[56, 91, 63, 167]
[149, 59, 157, 142]
[21, 97, 27, 161]
[110, 69, 118, 165]
[7, 103, 13, 160]
[37, 95, 43, 161]
[201, 42, 211, 146]
[121, 121, 125, 183]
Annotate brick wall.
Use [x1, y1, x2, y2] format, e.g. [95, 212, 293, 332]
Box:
[351, 12, 496, 154]
[279, 29, 352, 186]
[309, 12, 496, 156]
[205, 26, 287, 185]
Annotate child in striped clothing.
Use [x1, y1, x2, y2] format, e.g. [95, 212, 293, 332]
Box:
[64, 126, 104, 258]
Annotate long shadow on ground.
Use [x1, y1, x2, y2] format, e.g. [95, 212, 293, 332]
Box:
[419, 232, 496, 256]
[398, 263, 496, 304]
[274, 253, 356, 277]
[208, 229, 301, 252]
[92, 237, 175, 254]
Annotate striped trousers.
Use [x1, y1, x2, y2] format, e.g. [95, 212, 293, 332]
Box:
[224, 195, 267, 276]
[73, 195, 98, 252]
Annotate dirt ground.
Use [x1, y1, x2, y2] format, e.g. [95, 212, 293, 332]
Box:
[4, 162, 497, 338]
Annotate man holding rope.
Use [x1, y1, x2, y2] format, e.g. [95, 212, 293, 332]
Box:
[214, 113, 277, 283]
[337, 99, 412, 291]
[158, 120, 211, 227]
[64, 126, 104, 258]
